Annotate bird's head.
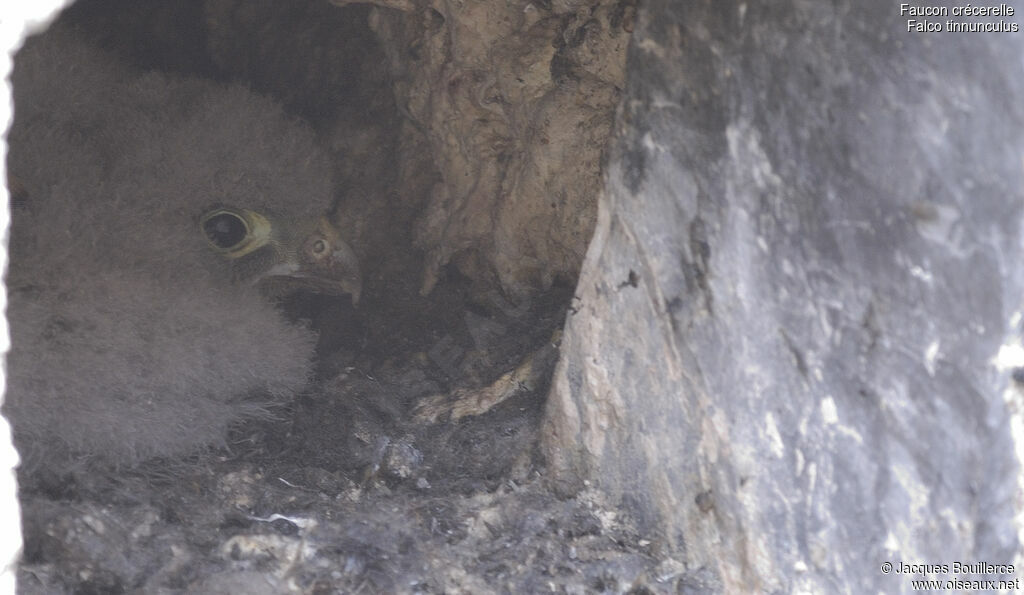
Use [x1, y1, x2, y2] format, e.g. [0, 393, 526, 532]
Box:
[200, 207, 362, 305]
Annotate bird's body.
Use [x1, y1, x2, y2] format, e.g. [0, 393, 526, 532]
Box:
[4, 27, 359, 470]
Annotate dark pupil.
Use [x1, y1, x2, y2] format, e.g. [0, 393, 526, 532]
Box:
[204, 213, 247, 249]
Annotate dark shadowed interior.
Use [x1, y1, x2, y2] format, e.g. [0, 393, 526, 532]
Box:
[6, 0, 658, 592]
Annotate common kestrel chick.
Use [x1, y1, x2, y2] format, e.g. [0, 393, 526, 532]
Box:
[3, 26, 360, 471]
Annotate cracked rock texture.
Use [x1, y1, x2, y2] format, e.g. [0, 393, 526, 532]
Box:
[544, 0, 1024, 591]
[367, 0, 631, 297]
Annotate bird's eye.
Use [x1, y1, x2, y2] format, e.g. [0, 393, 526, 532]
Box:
[202, 212, 248, 250]
[311, 239, 328, 256]
[199, 208, 273, 258]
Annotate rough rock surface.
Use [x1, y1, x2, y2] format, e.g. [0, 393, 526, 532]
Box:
[544, 0, 1024, 591]
[366, 0, 630, 297]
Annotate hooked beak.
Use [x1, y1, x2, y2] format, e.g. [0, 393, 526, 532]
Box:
[255, 217, 362, 306]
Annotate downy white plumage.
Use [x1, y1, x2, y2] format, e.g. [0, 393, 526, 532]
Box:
[4, 25, 360, 470]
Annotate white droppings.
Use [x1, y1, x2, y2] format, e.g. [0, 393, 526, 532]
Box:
[884, 532, 900, 552]
[726, 122, 783, 191]
[836, 424, 864, 445]
[821, 397, 838, 425]
[924, 340, 939, 376]
[799, 413, 810, 436]
[795, 448, 805, 476]
[818, 307, 834, 339]
[820, 397, 862, 442]
[1003, 386, 1024, 564]
[1011, 311, 1021, 328]
[781, 258, 794, 276]
[635, 37, 666, 59]
[909, 265, 933, 283]
[892, 462, 930, 523]
[765, 412, 784, 458]
[641, 131, 670, 153]
[993, 342, 1024, 371]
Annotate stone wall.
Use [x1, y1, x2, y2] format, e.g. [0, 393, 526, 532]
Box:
[366, 0, 631, 297]
[543, 0, 1024, 590]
